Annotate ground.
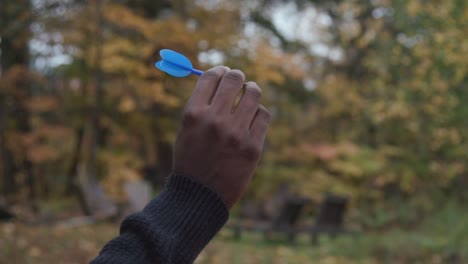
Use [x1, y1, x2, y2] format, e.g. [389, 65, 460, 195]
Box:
[1, 218, 466, 264]
[1, 198, 466, 264]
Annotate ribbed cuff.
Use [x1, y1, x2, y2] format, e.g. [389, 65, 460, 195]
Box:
[120, 174, 229, 263]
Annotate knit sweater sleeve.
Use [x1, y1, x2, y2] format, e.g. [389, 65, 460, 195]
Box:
[90, 174, 229, 264]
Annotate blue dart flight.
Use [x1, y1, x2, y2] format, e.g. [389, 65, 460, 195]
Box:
[155, 49, 203, 77]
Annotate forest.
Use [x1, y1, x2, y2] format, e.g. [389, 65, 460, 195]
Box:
[1, 0, 467, 263]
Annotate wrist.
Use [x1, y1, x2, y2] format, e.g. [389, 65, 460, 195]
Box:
[171, 173, 230, 209]
[121, 174, 229, 263]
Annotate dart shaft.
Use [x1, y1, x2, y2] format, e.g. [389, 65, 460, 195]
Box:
[191, 69, 203, 76]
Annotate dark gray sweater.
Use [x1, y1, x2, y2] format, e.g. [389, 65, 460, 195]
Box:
[91, 175, 229, 264]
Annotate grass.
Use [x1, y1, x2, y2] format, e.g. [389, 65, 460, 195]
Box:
[1, 202, 467, 264]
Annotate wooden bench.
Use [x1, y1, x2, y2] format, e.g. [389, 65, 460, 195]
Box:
[227, 193, 352, 244]
[228, 195, 310, 243]
[309, 194, 352, 244]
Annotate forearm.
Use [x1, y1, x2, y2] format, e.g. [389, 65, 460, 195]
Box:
[91, 175, 229, 264]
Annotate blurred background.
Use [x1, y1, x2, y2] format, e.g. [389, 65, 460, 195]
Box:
[0, 0, 467, 263]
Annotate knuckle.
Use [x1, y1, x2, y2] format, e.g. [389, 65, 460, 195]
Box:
[205, 116, 224, 136]
[183, 108, 203, 126]
[224, 70, 245, 83]
[225, 131, 243, 147]
[243, 143, 261, 159]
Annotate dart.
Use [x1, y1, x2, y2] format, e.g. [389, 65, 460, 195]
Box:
[155, 49, 204, 77]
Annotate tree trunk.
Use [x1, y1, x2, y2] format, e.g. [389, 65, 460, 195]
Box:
[65, 126, 85, 195]
[0, 108, 16, 197]
[149, 102, 173, 187]
[77, 0, 116, 218]
[88, 0, 104, 183]
[0, 0, 33, 203]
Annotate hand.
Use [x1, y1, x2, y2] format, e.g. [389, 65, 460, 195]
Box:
[173, 66, 271, 208]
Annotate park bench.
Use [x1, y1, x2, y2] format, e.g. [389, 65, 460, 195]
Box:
[309, 194, 351, 244]
[227, 193, 351, 244]
[0, 205, 15, 221]
[228, 195, 309, 243]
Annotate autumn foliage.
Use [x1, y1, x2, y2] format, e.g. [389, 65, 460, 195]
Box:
[1, 0, 467, 228]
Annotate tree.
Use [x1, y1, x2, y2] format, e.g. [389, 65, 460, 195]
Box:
[0, 0, 36, 206]
[248, 0, 468, 219]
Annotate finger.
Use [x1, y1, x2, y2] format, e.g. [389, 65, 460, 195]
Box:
[210, 69, 245, 114]
[189, 66, 229, 108]
[233, 82, 262, 131]
[249, 105, 271, 148]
